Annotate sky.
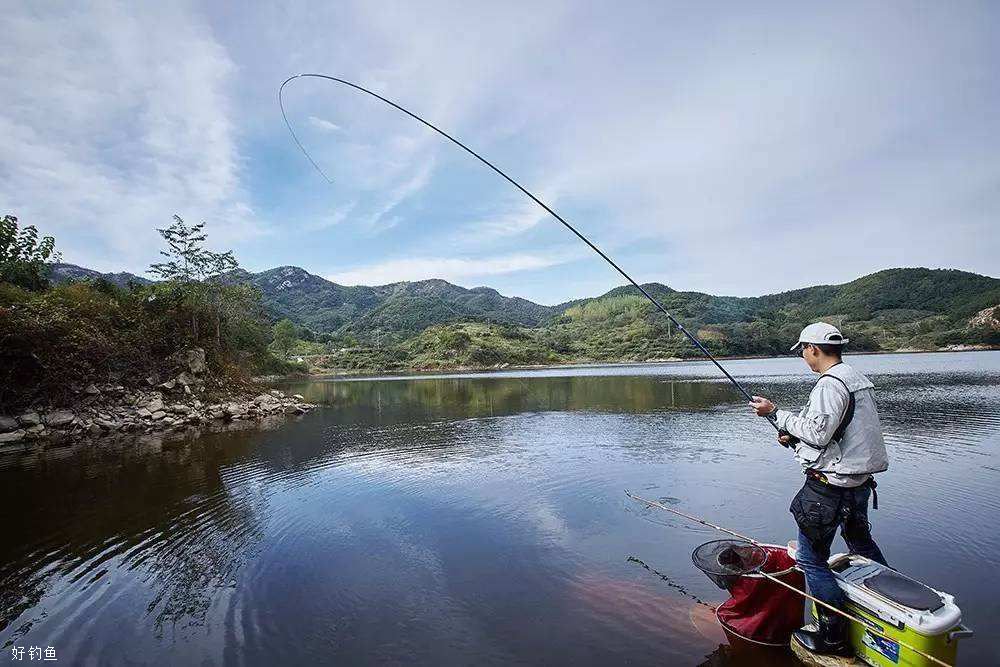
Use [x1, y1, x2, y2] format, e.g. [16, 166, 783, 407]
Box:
[2, 1, 998, 305]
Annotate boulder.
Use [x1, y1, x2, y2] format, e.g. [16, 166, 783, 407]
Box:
[0, 416, 18, 432]
[223, 403, 244, 419]
[169, 404, 192, 415]
[26, 425, 46, 435]
[0, 429, 26, 443]
[84, 383, 101, 395]
[137, 407, 152, 419]
[174, 347, 207, 375]
[145, 397, 164, 412]
[151, 410, 167, 420]
[18, 412, 41, 427]
[44, 411, 76, 428]
[95, 418, 120, 431]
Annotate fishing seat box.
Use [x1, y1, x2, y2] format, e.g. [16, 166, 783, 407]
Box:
[791, 549, 973, 667]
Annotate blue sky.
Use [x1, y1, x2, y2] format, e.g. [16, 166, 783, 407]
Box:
[2, 2, 998, 305]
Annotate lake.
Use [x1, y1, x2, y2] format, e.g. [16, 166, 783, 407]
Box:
[2, 351, 998, 665]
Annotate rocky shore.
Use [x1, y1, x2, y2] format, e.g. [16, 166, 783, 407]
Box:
[0, 347, 316, 447]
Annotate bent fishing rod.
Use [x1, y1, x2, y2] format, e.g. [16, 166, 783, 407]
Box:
[279, 73, 777, 430]
[625, 491, 953, 667]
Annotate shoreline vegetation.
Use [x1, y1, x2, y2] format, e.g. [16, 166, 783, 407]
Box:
[0, 215, 314, 447]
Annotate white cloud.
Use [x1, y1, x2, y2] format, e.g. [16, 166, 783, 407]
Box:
[363, 157, 437, 233]
[0, 3, 265, 274]
[326, 248, 582, 286]
[302, 201, 356, 231]
[307, 115, 341, 132]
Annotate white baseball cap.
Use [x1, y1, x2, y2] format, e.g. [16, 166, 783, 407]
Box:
[790, 322, 850, 352]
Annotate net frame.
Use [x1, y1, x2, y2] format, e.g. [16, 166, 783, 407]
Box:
[692, 539, 769, 590]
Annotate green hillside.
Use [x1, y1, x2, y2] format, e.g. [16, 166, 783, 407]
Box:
[53, 262, 1000, 371]
[288, 267, 1000, 372]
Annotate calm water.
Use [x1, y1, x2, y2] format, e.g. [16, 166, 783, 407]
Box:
[2, 352, 999, 666]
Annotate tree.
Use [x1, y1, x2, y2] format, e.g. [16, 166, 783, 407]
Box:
[149, 215, 239, 345]
[272, 319, 297, 359]
[0, 215, 61, 290]
[149, 215, 237, 282]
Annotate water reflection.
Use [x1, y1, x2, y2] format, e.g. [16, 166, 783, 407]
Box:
[0, 352, 997, 665]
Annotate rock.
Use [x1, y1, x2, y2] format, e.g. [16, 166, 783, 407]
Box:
[223, 403, 244, 419]
[137, 407, 152, 419]
[0, 429, 27, 443]
[0, 416, 18, 432]
[151, 410, 167, 420]
[158, 379, 177, 391]
[44, 410, 76, 428]
[18, 412, 41, 426]
[88, 424, 103, 435]
[145, 397, 164, 412]
[146, 375, 158, 386]
[183, 385, 192, 396]
[169, 404, 192, 415]
[253, 392, 274, 404]
[292, 394, 305, 401]
[95, 418, 120, 431]
[175, 371, 198, 386]
[26, 424, 46, 435]
[84, 383, 101, 395]
[269, 389, 283, 398]
[174, 347, 207, 375]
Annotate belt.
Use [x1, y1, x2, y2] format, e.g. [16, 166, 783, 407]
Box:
[805, 469, 878, 509]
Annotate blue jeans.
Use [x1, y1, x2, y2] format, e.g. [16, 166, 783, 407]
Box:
[794, 483, 887, 608]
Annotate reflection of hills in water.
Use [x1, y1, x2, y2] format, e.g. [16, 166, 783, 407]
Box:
[288, 375, 741, 420]
[288, 364, 1000, 457]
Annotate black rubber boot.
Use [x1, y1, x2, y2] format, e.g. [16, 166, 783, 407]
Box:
[792, 608, 854, 657]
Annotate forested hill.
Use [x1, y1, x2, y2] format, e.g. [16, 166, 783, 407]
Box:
[52, 263, 1000, 366]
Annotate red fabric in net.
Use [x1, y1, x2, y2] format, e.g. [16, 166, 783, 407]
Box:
[715, 545, 805, 645]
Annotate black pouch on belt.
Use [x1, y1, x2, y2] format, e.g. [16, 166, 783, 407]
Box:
[789, 479, 844, 543]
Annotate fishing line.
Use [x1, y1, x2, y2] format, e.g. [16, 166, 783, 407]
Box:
[278, 73, 777, 430]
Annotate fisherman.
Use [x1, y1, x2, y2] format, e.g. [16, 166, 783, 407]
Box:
[748, 322, 889, 658]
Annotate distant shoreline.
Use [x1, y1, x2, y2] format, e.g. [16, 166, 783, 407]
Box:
[297, 346, 999, 382]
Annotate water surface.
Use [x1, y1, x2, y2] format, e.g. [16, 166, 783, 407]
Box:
[2, 352, 998, 665]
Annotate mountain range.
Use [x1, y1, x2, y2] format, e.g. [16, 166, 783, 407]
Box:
[49, 263, 1000, 361]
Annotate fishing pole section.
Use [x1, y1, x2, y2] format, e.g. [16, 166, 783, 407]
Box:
[278, 73, 778, 431]
[624, 490, 955, 667]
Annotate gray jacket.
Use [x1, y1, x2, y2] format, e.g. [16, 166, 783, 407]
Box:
[775, 362, 889, 479]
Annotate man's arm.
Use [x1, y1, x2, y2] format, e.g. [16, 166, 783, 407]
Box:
[774, 378, 850, 448]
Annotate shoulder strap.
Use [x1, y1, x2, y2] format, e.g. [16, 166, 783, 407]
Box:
[820, 373, 855, 444]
